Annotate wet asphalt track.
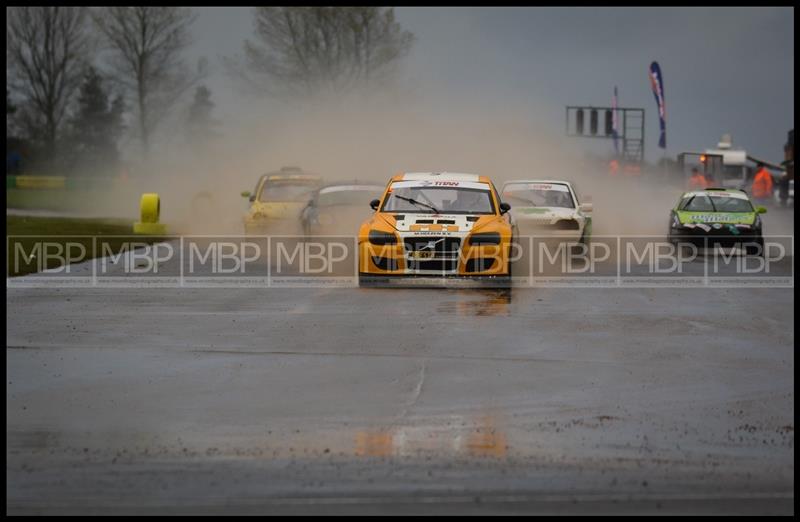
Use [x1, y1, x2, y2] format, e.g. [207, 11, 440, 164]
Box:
[5, 209, 795, 515]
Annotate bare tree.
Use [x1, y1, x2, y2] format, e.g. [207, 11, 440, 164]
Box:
[92, 7, 203, 155]
[7, 7, 91, 165]
[228, 7, 414, 97]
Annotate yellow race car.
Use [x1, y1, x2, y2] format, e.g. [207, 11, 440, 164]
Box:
[242, 167, 323, 234]
[358, 172, 515, 286]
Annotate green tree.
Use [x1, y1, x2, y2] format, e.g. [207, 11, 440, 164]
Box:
[67, 67, 125, 175]
[185, 85, 220, 145]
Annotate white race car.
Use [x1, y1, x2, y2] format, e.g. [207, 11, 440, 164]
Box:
[500, 180, 592, 243]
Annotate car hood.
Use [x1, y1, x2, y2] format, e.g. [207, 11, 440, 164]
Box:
[374, 213, 505, 235]
[310, 206, 374, 234]
[248, 201, 307, 219]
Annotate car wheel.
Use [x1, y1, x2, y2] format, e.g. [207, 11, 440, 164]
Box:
[358, 273, 376, 288]
[745, 238, 765, 257]
[668, 233, 678, 247]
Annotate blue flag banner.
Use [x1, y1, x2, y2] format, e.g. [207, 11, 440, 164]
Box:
[649, 61, 666, 149]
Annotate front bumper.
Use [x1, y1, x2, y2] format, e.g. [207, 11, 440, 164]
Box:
[515, 225, 584, 242]
[358, 272, 512, 288]
[359, 235, 511, 277]
[243, 216, 299, 234]
[669, 224, 762, 248]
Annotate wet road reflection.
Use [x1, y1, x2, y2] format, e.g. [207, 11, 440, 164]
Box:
[355, 415, 507, 458]
[436, 289, 512, 317]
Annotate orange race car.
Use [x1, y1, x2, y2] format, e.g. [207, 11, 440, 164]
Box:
[358, 172, 516, 287]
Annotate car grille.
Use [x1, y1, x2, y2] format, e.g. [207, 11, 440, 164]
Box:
[404, 236, 461, 253]
[403, 236, 461, 272]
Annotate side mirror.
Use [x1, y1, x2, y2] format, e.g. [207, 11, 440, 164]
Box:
[369, 199, 380, 210]
[241, 191, 251, 198]
[499, 202, 511, 215]
[579, 203, 593, 213]
[756, 206, 767, 214]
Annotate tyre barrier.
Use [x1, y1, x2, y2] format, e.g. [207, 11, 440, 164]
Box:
[12, 175, 66, 189]
[133, 192, 167, 235]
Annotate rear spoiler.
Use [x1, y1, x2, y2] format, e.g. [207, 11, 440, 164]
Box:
[705, 187, 746, 193]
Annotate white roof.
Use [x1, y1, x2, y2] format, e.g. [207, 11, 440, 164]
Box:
[318, 184, 383, 194]
[502, 179, 574, 188]
[401, 172, 480, 182]
[684, 190, 749, 200]
[704, 149, 747, 165]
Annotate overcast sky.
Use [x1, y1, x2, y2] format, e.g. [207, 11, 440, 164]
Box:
[189, 7, 794, 163]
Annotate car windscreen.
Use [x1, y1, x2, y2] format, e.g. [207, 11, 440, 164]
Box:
[317, 186, 384, 207]
[381, 183, 495, 214]
[681, 194, 753, 212]
[259, 181, 320, 202]
[709, 195, 754, 212]
[681, 195, 715, 212]
[501, 182, 575, 209]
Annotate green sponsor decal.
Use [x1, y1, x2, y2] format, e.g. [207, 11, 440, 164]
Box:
[676, 211, 755, 225]
[517, 207, 548, 214]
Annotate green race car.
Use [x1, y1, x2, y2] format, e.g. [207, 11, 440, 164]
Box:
[667, 188, 767, 255]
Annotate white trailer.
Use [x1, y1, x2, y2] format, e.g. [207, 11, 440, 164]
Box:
[705, 134, 785, 190]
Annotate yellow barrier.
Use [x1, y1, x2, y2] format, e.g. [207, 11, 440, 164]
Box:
[15, 176, 66, 189]
[133, 193, 167, 235]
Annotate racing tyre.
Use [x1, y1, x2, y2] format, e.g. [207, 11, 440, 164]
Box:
[358, 273, 378, 288]
[571, 233, 591, 258]
[498, 258, 512, 289]
[745, 238, 765, 257]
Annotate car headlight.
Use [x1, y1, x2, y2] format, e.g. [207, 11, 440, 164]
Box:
[469, 232, 501, 245]
[753, 215, 762, 229]
[671, 214, 681, 228]
[368, 230, 397, 245]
